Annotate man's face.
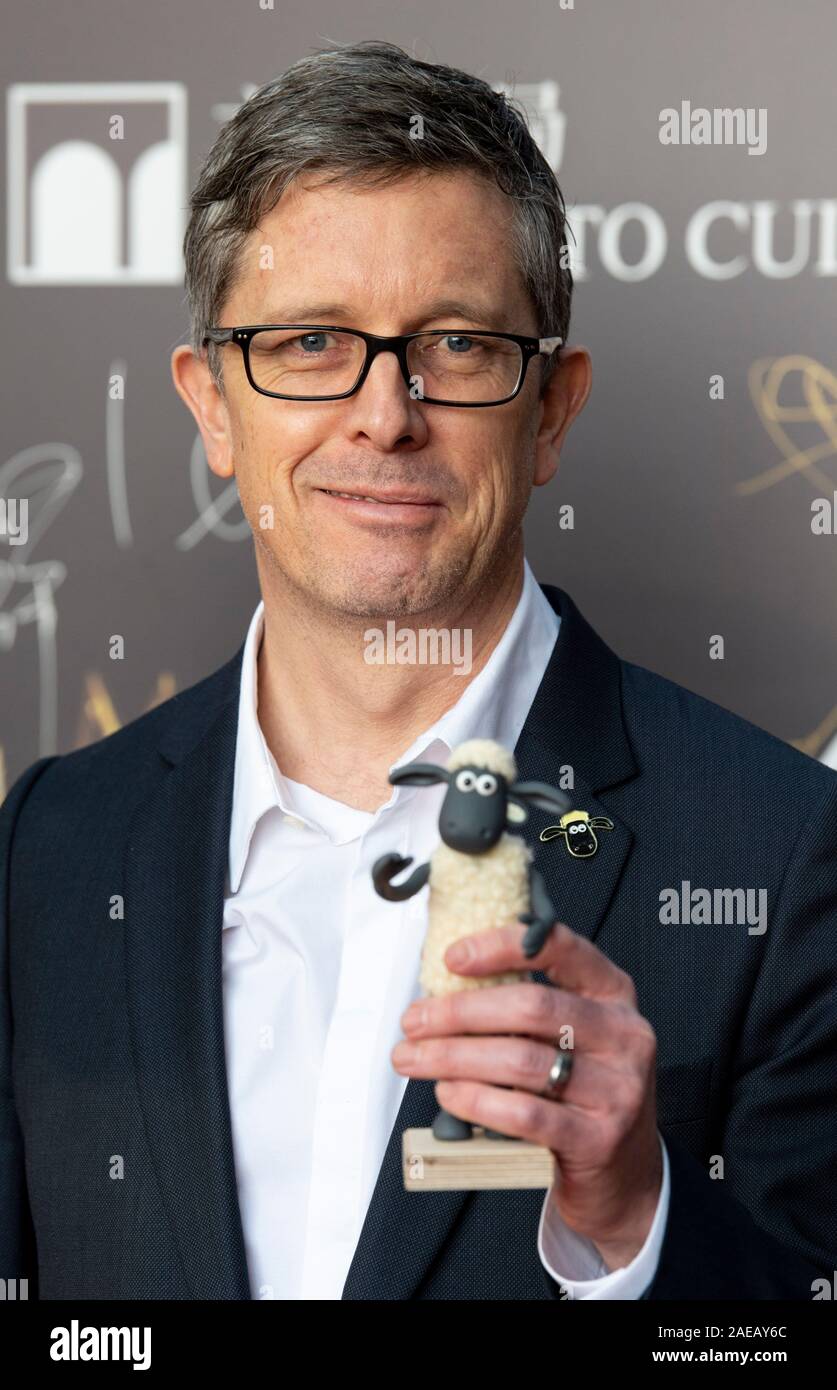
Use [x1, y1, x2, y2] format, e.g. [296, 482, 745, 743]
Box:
[175, 169, 588, 619]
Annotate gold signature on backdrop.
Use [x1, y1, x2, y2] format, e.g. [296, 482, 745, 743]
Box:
[0, 672, 176, 800]
[75, 672, 177, 744]
[738, 355, 837, 496]
[791, 705, 837, 760]
[730, 355, 837, 766]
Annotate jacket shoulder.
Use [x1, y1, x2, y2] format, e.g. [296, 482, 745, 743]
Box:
[1, 647, 242, 836]
[620, 657, 837, 807]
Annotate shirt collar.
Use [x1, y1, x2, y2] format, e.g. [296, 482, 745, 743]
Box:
[228, 557, 561, 894]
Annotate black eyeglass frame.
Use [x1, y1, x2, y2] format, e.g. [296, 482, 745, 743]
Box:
[202, 324, 563, 406]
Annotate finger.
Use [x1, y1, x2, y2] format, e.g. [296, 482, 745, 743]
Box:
[433, 1078, 590, 1152]
[402, 981, 640, 1057]
[393, 1033, 630, 1114]
[445, 919, 638, 1005]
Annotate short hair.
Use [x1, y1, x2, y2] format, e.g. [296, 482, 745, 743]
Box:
[183, 39, 573, 397]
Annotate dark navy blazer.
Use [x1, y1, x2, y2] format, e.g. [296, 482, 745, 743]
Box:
[2, 583, 835, 1299]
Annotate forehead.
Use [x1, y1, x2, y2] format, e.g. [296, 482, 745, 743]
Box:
[224, 169, 533, 329]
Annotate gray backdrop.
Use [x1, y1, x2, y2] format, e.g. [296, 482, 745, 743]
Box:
[3, 0, 837, 794]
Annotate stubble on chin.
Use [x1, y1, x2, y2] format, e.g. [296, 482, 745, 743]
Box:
[295, 546, 475, 621]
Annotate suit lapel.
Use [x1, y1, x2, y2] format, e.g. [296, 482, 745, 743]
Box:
[343, 583, 639, 1298]
[123, 647, 252, 1299]
[518, 750, 634, 955]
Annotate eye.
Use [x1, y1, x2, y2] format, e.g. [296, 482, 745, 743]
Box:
[295, 331, 340, 354]
[442, 334, 475, 354]
[569, 823, 579, 834]
[475, 773, 497, 796]
[455, 769, 476, 792]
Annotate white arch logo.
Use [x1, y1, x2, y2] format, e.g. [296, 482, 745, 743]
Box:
[6, 82, 187, 284]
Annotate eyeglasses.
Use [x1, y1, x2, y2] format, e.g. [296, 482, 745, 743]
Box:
[202, 324, 563, 406]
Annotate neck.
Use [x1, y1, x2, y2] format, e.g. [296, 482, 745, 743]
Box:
[254, 550, 526, 811]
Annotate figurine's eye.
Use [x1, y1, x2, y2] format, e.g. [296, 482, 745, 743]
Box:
[475, 773, 497, 796]
[570, 823, 579, 834]
[455, 769, 477, 792]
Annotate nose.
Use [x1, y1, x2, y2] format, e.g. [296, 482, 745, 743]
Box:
[447, 820, 493, 841]
[344, 352, 427, 451]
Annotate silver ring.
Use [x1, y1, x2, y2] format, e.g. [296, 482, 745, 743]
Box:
[542, 1049, 574, 1097]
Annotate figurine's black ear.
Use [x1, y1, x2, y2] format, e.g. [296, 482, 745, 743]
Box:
[389, 761, 450, 788]
[509, 780, 572, 816]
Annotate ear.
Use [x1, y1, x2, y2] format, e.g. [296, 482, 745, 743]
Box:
[389, 762, 450, 788]
[509, 780, 572, 816]
[534, 345, 593, 488]
[170, 343, 235, 480]
[589, 817, 615, 830]
[539, 823, 567, 843]
[506, 800, 528, 824]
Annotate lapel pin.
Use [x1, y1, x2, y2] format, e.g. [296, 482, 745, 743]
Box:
[540, 809, 614, 858]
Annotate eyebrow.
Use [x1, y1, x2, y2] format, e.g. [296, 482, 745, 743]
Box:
[255, 298, 511, 330]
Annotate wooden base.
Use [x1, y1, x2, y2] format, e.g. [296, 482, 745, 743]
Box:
[403, 1126, 555, 1190]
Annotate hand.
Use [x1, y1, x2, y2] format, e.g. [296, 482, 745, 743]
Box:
[392, 920, 663, 1270]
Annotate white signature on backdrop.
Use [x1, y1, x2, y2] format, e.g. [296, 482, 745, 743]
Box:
[0, 444, 79, 757]
[1, 355, 247, 777]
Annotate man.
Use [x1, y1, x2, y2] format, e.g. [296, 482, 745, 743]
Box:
[1, 40, 835, 1301]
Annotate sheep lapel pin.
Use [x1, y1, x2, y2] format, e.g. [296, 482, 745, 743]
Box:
[372, 738, 572, 1191]
[540, 809, 615, 858]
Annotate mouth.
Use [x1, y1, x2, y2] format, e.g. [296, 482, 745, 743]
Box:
[317, 488, 440, 505]
[314, 487, 443, 525]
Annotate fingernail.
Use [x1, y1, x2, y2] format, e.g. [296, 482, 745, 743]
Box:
[447, 940, 472, 968]
[403, 1003, 426, 1032]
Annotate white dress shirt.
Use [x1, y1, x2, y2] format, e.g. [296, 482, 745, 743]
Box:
[221, 556, 670, 1299]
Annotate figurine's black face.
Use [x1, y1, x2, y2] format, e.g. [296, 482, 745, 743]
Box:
[438, 766, 509, 854]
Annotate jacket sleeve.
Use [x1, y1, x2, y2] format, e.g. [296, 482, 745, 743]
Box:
[0, 756, 58, 1296]
[541, 772, 837, 1302]
[642, 774, 837, 1300]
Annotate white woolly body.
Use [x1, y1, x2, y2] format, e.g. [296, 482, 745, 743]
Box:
[420, 833, 533, 997]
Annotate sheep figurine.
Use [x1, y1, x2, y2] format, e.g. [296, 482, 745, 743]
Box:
[372, 738, 571, 1140]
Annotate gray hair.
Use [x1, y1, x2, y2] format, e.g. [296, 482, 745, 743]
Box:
[183, 40, 573, 397]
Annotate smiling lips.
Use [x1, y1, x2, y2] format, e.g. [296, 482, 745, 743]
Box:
[318, 487, 440, 506]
